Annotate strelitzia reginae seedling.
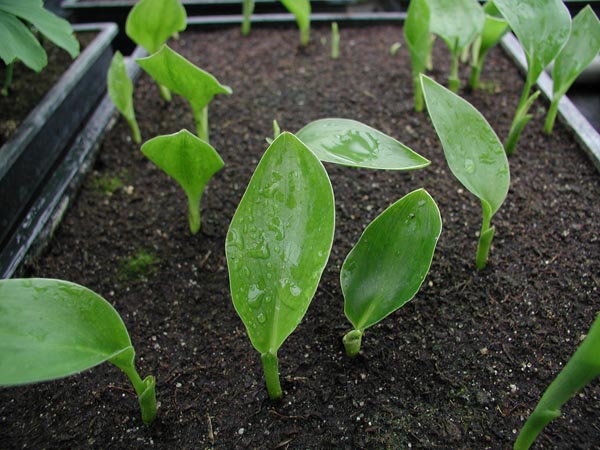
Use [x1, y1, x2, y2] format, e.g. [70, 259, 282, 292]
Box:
[404, 0, 432, 111]
[421, 74, 509, 270]
[0, 0, 79, 96]
[514, 313, 600, 450]
[281, 0, 311, 47]
[241, 0, 255, 36]
[492, 0, 571, 154]
[545, 6, 600, 134]
[137, 45, 232, 143]
[427, 0, 485, 92]
[226, 132, 335, 400]
[125, 0, 187, 101]
[341, 189, 442, 357]
[0, 278, 156, 425]
[141, 129, 224, 235]
[107, 51, 141, 144]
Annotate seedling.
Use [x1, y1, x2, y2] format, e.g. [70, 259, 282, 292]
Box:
[0, 0, 79, 96]
[545, 6, 600, 134]
[421, 75, 509, 270]
[331, 22, 340, 60]
[427, 0, 485, 92]
[342, 189, 442, 357]
[0, 278, 157, 424]
[404, 0, 432, 110]
[107, 51, 141, 144]
[469, 1, 509, 89]
[226, 132, 335, 400]
[141, 129, 224, 235]
[120, 249, 158, 281]
[514, 313, 600, 450]
[281, 0, 311, 47]
[241, 0, 254, 36]
[493, 0, 571, 154]
[137, 45, 232, 143]
[296, 118, 430, 170]
[125, 0, 187, 101]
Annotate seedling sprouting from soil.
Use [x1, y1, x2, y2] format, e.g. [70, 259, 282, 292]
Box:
[296, 118, 430, 170]
[469, 1, 509, 89]
[331, 22, 340, 59]
[226, 132, 335, 400]
[107, 51, 141, 144]
[0, 278, 157, 425]
[137, 45, 232, 143]
[404, 0, 431, 111]
[0, 0, 79, 96]
[421, 75, 509, 270]
[281, 0, 311, 46]
[514, 313, 600, 450]
[141, 129, 224, 235]
[427, 0, 485, 92]
[544, 6, 600, 134]
[241, 0, 254, 36]
[125, 0, 187, 101]
[341, 189, 442, 357]
[492, 0, 571, 154]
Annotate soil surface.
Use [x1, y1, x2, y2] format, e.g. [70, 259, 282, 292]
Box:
[2, 24, 599, 450]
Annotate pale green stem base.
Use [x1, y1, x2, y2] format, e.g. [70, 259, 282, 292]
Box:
[261, 352, 282, 400]
[331, 22, 339, 59]
[194, 106, 209, 143]
[187, 194, 201, 235]
[476, 203, 494, 270]
[300, 26, 310, 47]
[505, 89, 540, 156]
[413, 75, 424, 112]
[242, 0, 254, 36]
[469, 63, 482, 90]
[158, 84, 172, 102]
[126, 116, 142, 144]
[2, 62, 14, 96]
[544, 97, 559, 134]
[120, 364, 157, 425]
[449, 53, 460, 93]
[343, 329, 363, 357]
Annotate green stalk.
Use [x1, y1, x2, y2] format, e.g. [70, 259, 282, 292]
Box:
[331, 22, 340, 59]
[273, 119, 281, 139]
[242, 0, 254, 36]
[469, 63, 482, 90]
[193, 106, 209, 143]
[448, 52, 460, 93]
[120, 364, 157, 425]
[2, 62, 14, 96]
[544, 97, 559, 134]
[300, 26, 310, 47]
[505, 90, 540, 155]
[158, 83, 172, 101]
[514, 315, 600, 450]
[413, 75, 425, 112]
[187, 193, 201, 234]
[342, 329, 363, 357]
[261, 351, 282, 400]
[126, 117, 142, 144]
[476, 202, 494, 270]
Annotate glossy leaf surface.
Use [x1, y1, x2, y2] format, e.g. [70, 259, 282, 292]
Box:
[226, 132, 335, 354]
[421, 75, 509, 215]
[296, 118, 430, 170]
[125, 0, 186, 53]
[0, 10, 46, 70]
[427, 0, 484, 53]
[493, 0, 570, 84]
[342, 189, 442, 331]
[404, 0, 431, 74]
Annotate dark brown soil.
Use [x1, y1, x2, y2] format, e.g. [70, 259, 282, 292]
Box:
[2, 23, 599, 450]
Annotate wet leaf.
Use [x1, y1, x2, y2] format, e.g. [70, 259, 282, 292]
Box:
[427, 0, 484, 55]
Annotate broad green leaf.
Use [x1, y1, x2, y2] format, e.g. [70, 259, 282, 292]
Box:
[226, 132, 335, 355]
[296, 118, 430, 170]
[125, 0, 187, 54]
[552, 6, 600, 99]
[0, 278, 133, 385]
[342, 189, 442, 331]
[427, 0, 485, 54]
[0, 0, 79, 58]
[141, 129, 224, 234]
[0, 10, 46, 70]
[477, 13, 508, 59]
[280, 0, 311, 46]
[421, 75, 509, 215]
[493, 0, 570, 84]
[404, 0, 431, 74]
[107, 51, 140, 143]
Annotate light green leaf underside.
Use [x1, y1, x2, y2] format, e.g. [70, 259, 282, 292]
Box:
[0, 278, 132, 386]
[421, 75, 509, 215]
[296, 118, 430, 170]
[107, 51, 135, 120]
[427, 0, 485, 52]
[404, 0, 431, 73]
[0, 11, 46, 70]
[342, 189, 442, 331]
[226, 132, 335, 354]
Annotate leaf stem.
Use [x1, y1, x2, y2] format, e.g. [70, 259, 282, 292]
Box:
[242, 0, 254, 36]
[343, 329, 363, 357]
[331, 22, 339, 60]
[505, 90, 540, 155]
[187, 193, 201, 234]
[194, 106, 209, 143]
[449, 52, 460, 93]
[413, 75, 425, 112]
[120, 364, 157, 425]
[476, 202, 494, 270]
[2, 62, 14, 96]
[126, 116, 142, 144]
[469, 63, 482, 90]
[544, 97, 559, 134]
[300, 26, 310, 47]
[261, 352, 282, 400]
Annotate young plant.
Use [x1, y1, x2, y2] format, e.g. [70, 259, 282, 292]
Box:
[427, 0, 485, 92]
[141, 129, 224, 235]
[125, 0, 187, 101]
[226, 132, 335, 400]
[545, 6, 600, 134]
[331, 22, 340, 60]
[137, 45, 232, 143]
[296, 118, 430, 170]
[341, 189, 442, 357]
[0, 278, 156, 425]
[492, 0, 571, 154]
[281, 0, 311, 47]
[0, 0, 79, 96]
[514, 313, 600, 450]
[404, 0, 432, 111]
[421, 74, 509, 270]
[469, 1, 509, 90]
[241, 0, 255, 36]
[107, 51, 141, 144]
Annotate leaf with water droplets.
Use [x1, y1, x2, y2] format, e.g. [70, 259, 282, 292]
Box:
[226, 132, 335, 354]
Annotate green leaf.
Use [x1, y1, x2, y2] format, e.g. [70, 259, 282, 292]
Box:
[226, 132, 335, 355]
[478, 13, 508, 59]
[0, 278, 133, 385]
[141, 129, 224, 234]
[0, 0, 79, 58]
[107, 51, 140, 143]
[421, 75, 509, 215]
[296, 118, 430, 170]
[404, 0, 431, 74]
[427, 0, 485, 55]
[342, 189, 442, 331]
[0, 10, 46, 70]
[280, 0, 311, 46]
[552, 6, 600, 99]
[493, 0, 571, 84]
[125, 0, 187, 54]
